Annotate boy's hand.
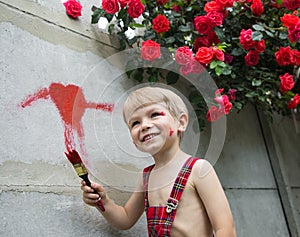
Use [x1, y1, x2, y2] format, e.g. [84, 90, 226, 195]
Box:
[81, 181, 107, 207]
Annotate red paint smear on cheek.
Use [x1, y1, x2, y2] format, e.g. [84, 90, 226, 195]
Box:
[169, 128, 174, 136]
[20, 82, 114, 156]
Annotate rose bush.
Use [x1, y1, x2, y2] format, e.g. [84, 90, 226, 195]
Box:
[90, 0, 300, 129]
[63, 0, 82, 19]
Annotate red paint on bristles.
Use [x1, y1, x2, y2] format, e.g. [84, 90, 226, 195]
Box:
[65, 150, 83, 164]
[159, 112, 166, 116]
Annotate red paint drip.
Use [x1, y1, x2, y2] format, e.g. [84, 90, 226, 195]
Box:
[20, 82, 114, 156]
[169, 128, 174, 136]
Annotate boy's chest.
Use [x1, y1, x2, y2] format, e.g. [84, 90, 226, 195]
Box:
[147, 174, 194, 207]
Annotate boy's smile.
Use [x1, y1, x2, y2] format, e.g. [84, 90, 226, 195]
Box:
[128, 103, 179, 156]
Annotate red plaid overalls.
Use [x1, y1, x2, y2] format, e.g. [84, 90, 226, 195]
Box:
[143, 157, 199, 237]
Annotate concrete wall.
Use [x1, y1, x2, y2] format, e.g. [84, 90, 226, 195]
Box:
[1, 0, 299, 236]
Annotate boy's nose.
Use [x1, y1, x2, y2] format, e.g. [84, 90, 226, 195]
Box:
[141, 120, 152, 131]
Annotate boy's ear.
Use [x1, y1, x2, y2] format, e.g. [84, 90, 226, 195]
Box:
[178, 113, 188, 132]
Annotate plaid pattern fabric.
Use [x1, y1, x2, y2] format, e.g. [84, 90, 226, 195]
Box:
[143, 157, 199, 237]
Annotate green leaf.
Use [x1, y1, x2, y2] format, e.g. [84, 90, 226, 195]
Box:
[165, 36, 175, 44]
[108, 24, 115, 34]
[149, 73, 158, 83]
[128, 23, 145, 28]
[186, 6, 193, 11]
[252, 79, 262, 86]
[219, 62, 227, 68]
[234, 102, 243, 110]
[178, 25, 191, 32]
[210, 60, 220, 69]
[132, 69, 144, 82]
[166, 71, 179, 84]
[252, 31, 263, 41]
[252, 24, 264, 31]
[91, 8, 104, 24]
[190, 95, 203, 104]
[231, 48, 244, 56]
[222, 66, 232, 75]
[117, 8, 126, 19]
[279, 32, 288, 40]
[245, 92, 257, 98]
[265, 30, 274, 37]
[215, 66, 223, 76]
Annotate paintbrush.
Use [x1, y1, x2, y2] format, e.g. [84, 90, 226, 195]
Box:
[65, 149, 105, 211]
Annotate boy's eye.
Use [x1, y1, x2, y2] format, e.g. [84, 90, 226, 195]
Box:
[131, 121, 139, 128]
[151, 112, 162, 117]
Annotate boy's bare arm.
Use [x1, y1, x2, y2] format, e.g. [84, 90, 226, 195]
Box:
[81, 180, 145, 230]
[193, 160, 236, 237]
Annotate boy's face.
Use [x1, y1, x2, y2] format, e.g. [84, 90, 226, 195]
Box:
[127, 103, 180, 156]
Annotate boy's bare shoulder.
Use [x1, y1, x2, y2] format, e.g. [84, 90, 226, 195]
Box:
[192, 158, 214, 179]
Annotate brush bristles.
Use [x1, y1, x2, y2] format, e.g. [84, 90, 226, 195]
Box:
[65, 150, 82, 165]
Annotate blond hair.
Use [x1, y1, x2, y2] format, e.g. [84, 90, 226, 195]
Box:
[123, 87, 188, 125]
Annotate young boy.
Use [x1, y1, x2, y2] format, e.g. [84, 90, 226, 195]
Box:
[81, 86, 236, 237]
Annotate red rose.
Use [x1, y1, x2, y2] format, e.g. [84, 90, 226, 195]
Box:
[204, 0, 225, 12]
[215, 88, 224, 96]
[216, 0, 234, 8]
[175, 46, 192, 65]
[193, 32, 220, 51]
[213, 47, 225, 61]
[228, 89, 237, 101]
[283, 0, 300, 10]
[141, 40, 160, 61]
[206, 11, 224, 27]
[157, 0, 168, 5]
[292, 49, 300, 65]
[224, 53, 234, 64]
[288, 22, 300, 43]
[251, 0, 264, 16]
[215, 95, 232, 114]
[280, 73, 294, 94]
[206, 106, 223, 122]
[194, 16, 213, 34]
[194, 36, 211, 51]
[239, 29, 256, 50]
[173, 5, 182, 12]
[127, 0, 145, 18]
[63, 0, 82, 19]
[152, 14, 170, 34]
[102, 0, 119, 14]
[275, 46, 294, 66]
[195, 47, 214, 65]
[191, 59, 205, 74]
[255, 40, 266, 53]
[118, 0, 129, 8]
[280, 14, 299, 29]
[288, 94, 300, 109]
[180, 63, 193, 76]
[245, 50, 260, 66]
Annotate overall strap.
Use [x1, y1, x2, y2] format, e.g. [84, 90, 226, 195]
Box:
[143, 164, 155, 208]
[166, 157, 199, 213]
